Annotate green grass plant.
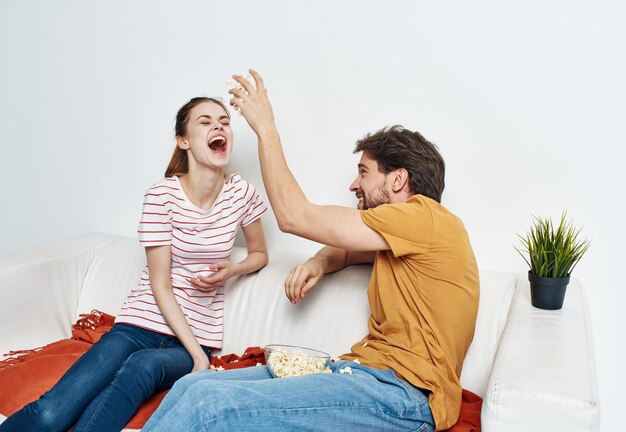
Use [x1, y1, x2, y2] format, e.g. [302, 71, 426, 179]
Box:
[516, 212, 590, 278]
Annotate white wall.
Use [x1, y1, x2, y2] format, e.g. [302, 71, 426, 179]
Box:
[1, 0, 624, 429]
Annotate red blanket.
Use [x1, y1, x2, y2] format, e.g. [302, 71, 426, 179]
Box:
[0, 311, 481, 431]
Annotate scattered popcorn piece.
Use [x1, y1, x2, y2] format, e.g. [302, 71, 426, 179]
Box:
[256, 362, 263, 367]
[233, 359, 239, 363]
[331, 357, 341, 363]
[339, 367, 353, 374]
[217, 365, 224, 371]
[353, 359, 361, 364]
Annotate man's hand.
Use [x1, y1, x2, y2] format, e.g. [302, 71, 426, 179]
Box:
[284, 257, 327, 304]
[190, 261, 239, 292]
[229, 69, 277, 139]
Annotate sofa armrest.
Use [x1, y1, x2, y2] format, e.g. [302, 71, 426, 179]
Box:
[0, 234, 119, 355]
[482, 275, 600, 432]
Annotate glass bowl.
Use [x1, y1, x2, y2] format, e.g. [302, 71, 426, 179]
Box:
[264, 344, 331, 378]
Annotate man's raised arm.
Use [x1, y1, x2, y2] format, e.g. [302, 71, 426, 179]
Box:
[228, 70, 390, 252]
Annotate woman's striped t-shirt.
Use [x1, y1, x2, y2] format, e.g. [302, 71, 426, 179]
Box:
[115, 173, 267, 349]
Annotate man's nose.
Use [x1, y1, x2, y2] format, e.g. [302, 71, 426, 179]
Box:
[349, 178, 359, 192]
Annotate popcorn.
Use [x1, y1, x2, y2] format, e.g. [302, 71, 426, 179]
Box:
[226, 72, 254, 116]
[353, 359, 361, 364]
[209, 365, 225, 372]
[339, 367, 353, 374]
[225, 73, 253, 92]
[266, 349, 331, 378]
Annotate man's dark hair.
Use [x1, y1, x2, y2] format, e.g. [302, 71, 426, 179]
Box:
[353, 125, 445, 202]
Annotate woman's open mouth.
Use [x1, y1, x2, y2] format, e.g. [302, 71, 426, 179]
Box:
[208, 135, 227, 154]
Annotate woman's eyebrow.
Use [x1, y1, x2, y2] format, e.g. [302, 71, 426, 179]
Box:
[196, 115, 229, 121]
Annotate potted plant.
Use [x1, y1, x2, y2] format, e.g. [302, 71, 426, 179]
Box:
[516, 212, 590, 310]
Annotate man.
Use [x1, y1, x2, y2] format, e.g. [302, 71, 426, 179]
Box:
[142, 70, 479, 432]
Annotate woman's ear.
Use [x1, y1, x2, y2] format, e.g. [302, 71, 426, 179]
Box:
[176, 136, 190, 150]
[391, 168, 410, 193]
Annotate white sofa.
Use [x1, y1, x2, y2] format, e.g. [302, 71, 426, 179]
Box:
[0, 233, 599, 431]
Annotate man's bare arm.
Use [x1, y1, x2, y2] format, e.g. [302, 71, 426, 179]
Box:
[284, 246, 375, 303]
[229, 70, 390, 252]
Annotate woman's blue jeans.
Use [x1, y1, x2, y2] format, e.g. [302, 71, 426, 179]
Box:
[0, 323, 210, 432]
[142, 360, 434, 432]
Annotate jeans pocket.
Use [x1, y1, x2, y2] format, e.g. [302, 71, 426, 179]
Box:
[413, 421, 434, 432]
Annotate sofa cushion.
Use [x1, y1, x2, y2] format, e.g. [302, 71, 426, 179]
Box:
[0, 311, 481, 432]
[220, 248, 372, 358]
[0, 234, 115, 355]
[76, 236, 146, 318]
[460, 270, 516, 396]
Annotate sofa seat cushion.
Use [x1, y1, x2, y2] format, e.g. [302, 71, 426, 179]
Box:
[1, 311, 482, 432]
[0, 311, 164, 431]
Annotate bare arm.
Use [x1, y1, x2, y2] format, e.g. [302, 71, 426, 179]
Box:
[230, 70, 390, 252]
[146, 245, 209, 372]
[284, 246, 375, 304]
[237, 218, 269, 273]
[311, 246, 376, 274]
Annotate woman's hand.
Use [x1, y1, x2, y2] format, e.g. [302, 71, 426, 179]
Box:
[229, 69, 277, 139]
[191, 352, 211, 373]
[284, 257, 327, 304]
[190, 261, 240, 292]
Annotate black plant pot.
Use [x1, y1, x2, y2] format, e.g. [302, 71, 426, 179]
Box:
[528, 271, 570, 310]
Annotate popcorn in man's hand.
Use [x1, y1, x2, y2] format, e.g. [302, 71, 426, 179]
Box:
[226, 72, 254, 115]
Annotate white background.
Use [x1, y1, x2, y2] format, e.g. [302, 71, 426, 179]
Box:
[1, 0, 624, 429]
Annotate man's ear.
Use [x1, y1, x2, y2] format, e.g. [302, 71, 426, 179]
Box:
[391, 168, 410, 193]
[176, 136, 190, 150]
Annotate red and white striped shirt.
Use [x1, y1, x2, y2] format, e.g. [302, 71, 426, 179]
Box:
[116, 173, 267, 349]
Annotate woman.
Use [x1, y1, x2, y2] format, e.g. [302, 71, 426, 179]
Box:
[0, 97, 268, 432]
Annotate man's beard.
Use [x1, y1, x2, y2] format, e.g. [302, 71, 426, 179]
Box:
[362, 185, 391, 210]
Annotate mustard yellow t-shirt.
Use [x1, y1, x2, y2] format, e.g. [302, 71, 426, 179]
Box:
[340, 195, 479, 430]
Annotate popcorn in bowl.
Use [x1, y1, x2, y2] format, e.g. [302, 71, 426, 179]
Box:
[264, 344, 332, 378]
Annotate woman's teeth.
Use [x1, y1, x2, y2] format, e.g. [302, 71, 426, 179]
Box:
[208, 137, 226, 152]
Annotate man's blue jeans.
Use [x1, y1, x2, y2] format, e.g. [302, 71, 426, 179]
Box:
[142, 359, 434, 432]
[0, 323, 210, 432]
